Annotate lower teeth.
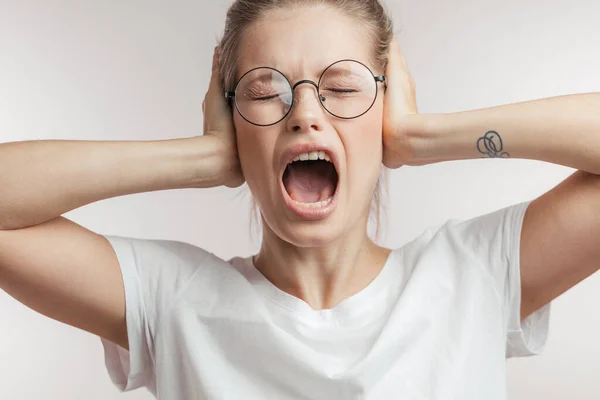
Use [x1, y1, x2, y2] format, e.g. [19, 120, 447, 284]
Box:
[291, 196, 333, 209]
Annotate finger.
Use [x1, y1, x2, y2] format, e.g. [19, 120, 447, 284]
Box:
[390, 36, 408, 71]
[212, 46, 219, 73]
[388, 36, 416, 90]
[207, 47, 220, 91]
[204, 46, 235, 134]
[385, 39, 398, 92]
[206, 47, 227, 110]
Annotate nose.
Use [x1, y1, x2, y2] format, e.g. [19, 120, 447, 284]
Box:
[285, 81, 326, 133]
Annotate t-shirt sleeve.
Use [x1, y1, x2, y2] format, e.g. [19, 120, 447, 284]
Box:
[99, 235, 211, 392]
[447, 200, 551, 358]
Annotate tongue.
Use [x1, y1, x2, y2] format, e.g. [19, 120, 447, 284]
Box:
[283, 161, 337, 203]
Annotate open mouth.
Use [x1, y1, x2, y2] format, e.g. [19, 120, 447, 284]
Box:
[282, 151, 339, 208]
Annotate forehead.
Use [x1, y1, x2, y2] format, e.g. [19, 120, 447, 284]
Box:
[237, 6, 374, 82]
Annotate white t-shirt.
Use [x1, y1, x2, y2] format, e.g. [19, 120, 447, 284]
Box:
[100, 200, 550, 399]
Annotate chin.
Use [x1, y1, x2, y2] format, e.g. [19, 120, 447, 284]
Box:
[272, 212, 349, 248]
[282, 226, 340, 248]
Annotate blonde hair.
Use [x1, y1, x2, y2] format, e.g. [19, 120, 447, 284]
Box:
[218, 0, 394, 244]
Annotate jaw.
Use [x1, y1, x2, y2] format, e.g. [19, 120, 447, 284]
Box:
[257, 194, 377, 260]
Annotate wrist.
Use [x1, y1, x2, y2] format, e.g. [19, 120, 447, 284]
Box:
[405, 113, 457, 165]
[166, 135, 227, 189]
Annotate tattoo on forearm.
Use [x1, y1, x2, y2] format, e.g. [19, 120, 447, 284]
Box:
[477, 130, 510, 158]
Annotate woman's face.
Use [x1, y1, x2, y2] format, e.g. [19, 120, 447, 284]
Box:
[234, 6, 384, 247]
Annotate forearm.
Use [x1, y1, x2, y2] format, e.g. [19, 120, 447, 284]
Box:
[407, 93, 600, 175]
[0, 136, 223, 230]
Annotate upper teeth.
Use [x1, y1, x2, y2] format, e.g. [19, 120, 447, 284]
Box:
[289, 151, 331, 164]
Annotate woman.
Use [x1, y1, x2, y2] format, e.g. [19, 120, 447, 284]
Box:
[0, 0, 599, 399]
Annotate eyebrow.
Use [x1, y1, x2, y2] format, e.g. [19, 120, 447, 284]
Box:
[321, 68, 361, 79]
[236, 59, 369, 85]
[240, 70, 285, 88]
[246, 72, 276, 83]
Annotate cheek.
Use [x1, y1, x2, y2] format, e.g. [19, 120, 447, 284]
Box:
[234, 117, 277, 189]
[368, 102, 385, 155]
[342, 113, 384, 185]
[352, 112, 384, 156]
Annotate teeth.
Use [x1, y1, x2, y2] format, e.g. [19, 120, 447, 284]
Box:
[290, 151, 332, 164]
[291, 196, 333, 208]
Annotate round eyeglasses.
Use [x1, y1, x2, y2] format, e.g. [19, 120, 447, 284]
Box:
[225, 59, 386, 127]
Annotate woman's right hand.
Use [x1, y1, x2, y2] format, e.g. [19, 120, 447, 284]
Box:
[202, 46, 245, 188]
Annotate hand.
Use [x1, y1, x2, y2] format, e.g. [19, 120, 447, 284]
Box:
[202, 47, 245, 188]
[382, 37, 419, 169]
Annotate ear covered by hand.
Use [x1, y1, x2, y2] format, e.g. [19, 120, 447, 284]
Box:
[203, 46, 245, 188]
[382, 36, 419, 169]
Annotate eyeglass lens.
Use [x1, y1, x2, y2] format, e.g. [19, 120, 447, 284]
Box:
[234, 60, 378, 126]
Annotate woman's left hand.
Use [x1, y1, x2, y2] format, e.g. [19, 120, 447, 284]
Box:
[382, 36, 419, 169]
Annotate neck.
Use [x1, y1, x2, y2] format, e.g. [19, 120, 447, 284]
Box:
[253, 216, 391, 311]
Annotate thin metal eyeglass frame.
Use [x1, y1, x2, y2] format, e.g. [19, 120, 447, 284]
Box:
[224, 59, 387, 127]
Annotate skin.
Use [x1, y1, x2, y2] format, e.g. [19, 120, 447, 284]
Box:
[0, 1, 596, 379]
[0, 2, 417, 353]
[225, 4, 600, 327]
[1, 0, 596, 363]
[232, 5, 395, 310]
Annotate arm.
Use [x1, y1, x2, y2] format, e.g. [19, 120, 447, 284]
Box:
[0, 136, 230, 230]
[0, 135, 229, 349]
[398, 93, 600, 319]
[405, 93, 600, 174]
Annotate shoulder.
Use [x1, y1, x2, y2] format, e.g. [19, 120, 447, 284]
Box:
[415, 201, 530, 254]
[394, 201, 531, 279]
[101, 235, 243, 284]
[104, 235, 212, 266]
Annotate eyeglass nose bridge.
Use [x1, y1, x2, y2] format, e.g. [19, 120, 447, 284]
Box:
[291, 80, 327, 104]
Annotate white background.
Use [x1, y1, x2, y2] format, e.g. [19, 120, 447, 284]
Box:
[0, 0, 599, 398]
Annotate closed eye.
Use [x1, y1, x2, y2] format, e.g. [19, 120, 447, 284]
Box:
[252, 95, 279, 101]
[322, 88, 359, 93]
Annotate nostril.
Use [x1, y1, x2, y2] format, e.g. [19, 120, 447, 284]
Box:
[292, 124, 319, 133]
